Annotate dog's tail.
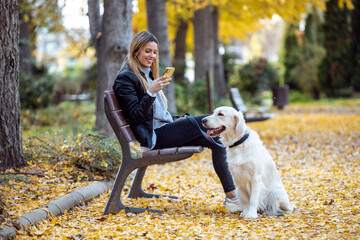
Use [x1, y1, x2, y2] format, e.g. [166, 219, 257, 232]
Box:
[261, 189, 295, 216]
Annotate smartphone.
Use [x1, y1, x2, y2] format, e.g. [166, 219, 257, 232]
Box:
[162, 67, 175, 78]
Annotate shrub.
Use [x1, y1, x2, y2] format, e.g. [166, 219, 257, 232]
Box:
[318, 0, 354, 98]
[23, 132, 125, 180]
[223, 52, 239, 84]
[21, 101, 95, 130]
[233, 58, 280, 104]
[54, 63, 95, 96]
[19, 66, 55, 109]
[175, 80, 209, 115]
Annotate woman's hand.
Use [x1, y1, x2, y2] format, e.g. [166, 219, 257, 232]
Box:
[174, 115, 187, 121]
[148, 75, 171, 95]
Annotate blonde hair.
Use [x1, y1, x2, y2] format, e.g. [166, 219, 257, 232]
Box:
[121, 31, 167, 107]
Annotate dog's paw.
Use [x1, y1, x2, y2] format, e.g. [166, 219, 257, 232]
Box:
[242, 212, 259, 218]
[240, 208, 258, 218]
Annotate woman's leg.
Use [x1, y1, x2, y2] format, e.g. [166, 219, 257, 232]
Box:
[154, 116, 236, 194]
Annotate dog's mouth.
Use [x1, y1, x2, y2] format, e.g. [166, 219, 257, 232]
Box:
[206, 126, 226, 137]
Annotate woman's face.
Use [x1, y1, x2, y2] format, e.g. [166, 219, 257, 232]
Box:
[137, 41, 158, 68]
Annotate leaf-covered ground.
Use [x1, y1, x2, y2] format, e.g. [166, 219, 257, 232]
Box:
[1, 100, 360, 239]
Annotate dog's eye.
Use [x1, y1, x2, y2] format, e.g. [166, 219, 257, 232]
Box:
[218, 113, 224, 116]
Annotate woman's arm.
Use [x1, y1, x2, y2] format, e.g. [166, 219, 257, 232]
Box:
[113, 73, 155, 125]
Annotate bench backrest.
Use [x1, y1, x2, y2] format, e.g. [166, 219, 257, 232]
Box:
[230, 88, 247, 113]
[104, 90, 136, 156]
[104, 90, 204, 159]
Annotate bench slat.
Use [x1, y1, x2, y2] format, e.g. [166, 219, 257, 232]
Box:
[113, 111, 128, 127]
[142, 146, 204, 158]
[105, 90, 120, 111]
[159, 147, 178, 155]
[120, 126, 136, 142]
[177, 146, 204, 154]
[142, 150, 160, 158]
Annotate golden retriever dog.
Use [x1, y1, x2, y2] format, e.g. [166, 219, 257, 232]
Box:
[202, 106, 294, 218]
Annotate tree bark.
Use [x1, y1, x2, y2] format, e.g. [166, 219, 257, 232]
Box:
[211, 6, 226, 99]
[194, 5, 212, 81]
[146, 0, 177, 113]
[174, 19, 188, 83]
[88, 0, 133, 135]
[0, 0, 26, 170]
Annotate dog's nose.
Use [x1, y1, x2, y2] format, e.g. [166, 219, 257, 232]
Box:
[202, 118, 207, 124]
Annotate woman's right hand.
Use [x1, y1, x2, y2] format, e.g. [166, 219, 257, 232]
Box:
[148, 75, 171, 95]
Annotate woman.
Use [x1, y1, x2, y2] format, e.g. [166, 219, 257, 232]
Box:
[113, 31, 240, 211]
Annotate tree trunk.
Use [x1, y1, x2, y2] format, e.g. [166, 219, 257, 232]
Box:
[88, 0, 133, 135]
[19, 11, 33, 76]
[211, 6, 226, 99]
[174, 19, 188, 83]
[0, 0, 26, 170]
[194, 5, 212, 81]
[146, 0, 177, 113]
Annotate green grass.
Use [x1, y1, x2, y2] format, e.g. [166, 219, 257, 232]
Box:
[289, 90, 360, 104]
[21, 101, 96, 138]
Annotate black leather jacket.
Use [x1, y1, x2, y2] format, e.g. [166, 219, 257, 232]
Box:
[113, 66, 156, 148]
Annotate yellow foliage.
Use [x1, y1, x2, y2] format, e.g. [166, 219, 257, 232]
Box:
[132, 0, 147, 33]
[337, 0, 354, 9]
[133, 0, 351, 46]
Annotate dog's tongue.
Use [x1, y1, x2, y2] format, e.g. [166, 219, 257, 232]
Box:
[206, 129, 214, 137]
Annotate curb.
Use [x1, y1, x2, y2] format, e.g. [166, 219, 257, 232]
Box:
[0, 179, 114, 239]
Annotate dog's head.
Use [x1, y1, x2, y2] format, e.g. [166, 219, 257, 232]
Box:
[202, 106, 247, 139]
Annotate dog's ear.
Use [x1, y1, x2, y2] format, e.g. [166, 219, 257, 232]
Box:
[234, 111, 245, 134]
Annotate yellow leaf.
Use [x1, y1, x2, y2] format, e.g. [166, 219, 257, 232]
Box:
[23, 14, 29, 22]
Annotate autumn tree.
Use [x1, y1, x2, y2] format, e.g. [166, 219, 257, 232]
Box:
[134, 0, 355, 103]
[193, 5, 212, 82]
[18, 0, 63, 75]
[146, 0, 177, 113]
[0, 0, 26, 170]
[281, 23, 301, 90]
[211, 6, 226, 98]
[350, 0, 360, 91]
[19, 0, 32, 76]
[296, 7, 325, 99]
[319, 0, 353, 97]
[173, 19, 189, 83]
[167, 1, 192, 84]
[88, 0, 133, 135]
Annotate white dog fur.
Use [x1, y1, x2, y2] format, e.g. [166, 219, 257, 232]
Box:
[202, 106, 294, 218]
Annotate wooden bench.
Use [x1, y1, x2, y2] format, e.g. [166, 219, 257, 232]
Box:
[230, 88, 275, 122]
[103, 90, 204, 215]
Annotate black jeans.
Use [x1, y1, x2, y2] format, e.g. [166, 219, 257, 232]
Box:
[154, 115, 236, 193]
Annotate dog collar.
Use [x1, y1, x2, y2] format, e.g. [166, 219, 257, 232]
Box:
[229, 130, 250, 148]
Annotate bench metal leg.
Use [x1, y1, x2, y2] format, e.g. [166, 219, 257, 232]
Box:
[103, 164, 132, 215]
[104, 162, 166, 215]
[128, 166, 178, 199]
